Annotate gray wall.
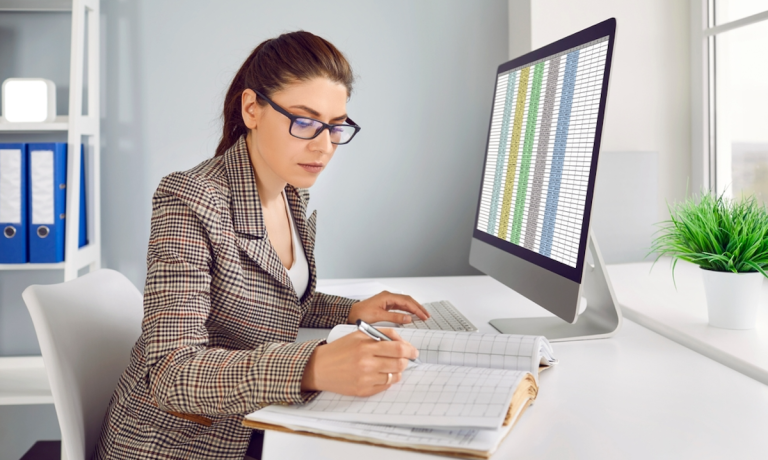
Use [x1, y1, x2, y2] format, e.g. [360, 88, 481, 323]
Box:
[0, 2, 507, 456]
[102, 0, 507, 287]
[0, 405, 61, 460]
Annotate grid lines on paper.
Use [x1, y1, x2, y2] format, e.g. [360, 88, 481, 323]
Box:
[399, 329, 536, 371]
[477, 36, 609, 268]
[301, 365, 514, 420]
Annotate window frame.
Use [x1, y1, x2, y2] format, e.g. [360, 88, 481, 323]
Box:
[690, 0, 768, 197]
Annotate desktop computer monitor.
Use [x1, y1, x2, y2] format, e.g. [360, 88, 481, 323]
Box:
[469, 18, 621, 341]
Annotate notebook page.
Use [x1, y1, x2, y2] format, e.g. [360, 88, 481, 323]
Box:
[398, 329, 542, 375]
[245, 410, 517, 455]
[327, 325, 557, 376]
[259, 364, 527, 430]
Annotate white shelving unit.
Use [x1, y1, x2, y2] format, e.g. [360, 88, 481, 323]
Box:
[0, 115, 70, 131]
[0, 356, 52, 405]
[0, 0, 101, 416]
[0, 0, 101, 281]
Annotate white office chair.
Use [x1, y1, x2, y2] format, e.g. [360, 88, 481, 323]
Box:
[22, 269, 143, 460]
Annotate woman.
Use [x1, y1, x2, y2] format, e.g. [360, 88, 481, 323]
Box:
[93, 31, 428, 460]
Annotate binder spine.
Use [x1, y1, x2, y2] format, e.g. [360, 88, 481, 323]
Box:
[0, 143, 28, 263]
[28, 143, 67, 263]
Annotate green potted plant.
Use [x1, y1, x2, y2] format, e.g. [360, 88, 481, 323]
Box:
[649, 190, 768, 329]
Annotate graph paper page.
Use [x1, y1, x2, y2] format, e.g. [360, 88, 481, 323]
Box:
[327, 325, 554, 376]
[260, 364, 526, 430]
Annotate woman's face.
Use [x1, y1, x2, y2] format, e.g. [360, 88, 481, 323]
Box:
[243, 77, 349, 189]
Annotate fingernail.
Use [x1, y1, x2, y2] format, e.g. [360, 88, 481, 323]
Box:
[403, 315, 411, 323]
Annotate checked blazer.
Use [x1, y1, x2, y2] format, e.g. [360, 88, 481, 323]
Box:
[92, 135, 357, 460]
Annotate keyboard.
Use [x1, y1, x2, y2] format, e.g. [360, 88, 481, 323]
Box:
[400, 300, 478, 332]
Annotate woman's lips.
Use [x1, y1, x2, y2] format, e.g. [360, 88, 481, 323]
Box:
[299, 163, 324, 173]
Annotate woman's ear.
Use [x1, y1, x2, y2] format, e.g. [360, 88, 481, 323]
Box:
[241, 89, 261, 130]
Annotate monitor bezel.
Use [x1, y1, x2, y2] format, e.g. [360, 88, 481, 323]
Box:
[472, 17, 616, 284]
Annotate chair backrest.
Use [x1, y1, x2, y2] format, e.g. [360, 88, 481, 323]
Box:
[22, 269, 143, 460]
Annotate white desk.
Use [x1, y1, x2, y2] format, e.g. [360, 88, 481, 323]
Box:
[265, 276, 768, 459]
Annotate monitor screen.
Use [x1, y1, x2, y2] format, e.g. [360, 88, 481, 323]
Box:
[473, 22, 614, 284]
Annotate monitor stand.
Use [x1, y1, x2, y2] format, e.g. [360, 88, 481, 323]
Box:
[489, 233, 623, 342]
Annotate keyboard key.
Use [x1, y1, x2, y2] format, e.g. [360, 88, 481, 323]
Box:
[399, 301, 478, 332]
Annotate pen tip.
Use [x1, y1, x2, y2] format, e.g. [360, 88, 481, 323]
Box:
[355, 319, 363, 326]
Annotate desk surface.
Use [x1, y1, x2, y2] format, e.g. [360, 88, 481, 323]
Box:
[266, 275, 768, 460]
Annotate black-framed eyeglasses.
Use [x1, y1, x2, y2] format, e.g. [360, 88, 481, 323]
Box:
[254, 90, 361, 145]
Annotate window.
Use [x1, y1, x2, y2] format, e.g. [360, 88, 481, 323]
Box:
[704, 1, 768, 202]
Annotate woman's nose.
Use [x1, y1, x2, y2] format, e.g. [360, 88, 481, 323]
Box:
[310, 127, 334, 153]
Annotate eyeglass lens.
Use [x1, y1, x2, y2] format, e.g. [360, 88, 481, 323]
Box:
[290, 118, 356, 144]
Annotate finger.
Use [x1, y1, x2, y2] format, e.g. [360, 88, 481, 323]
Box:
[349, 330, 378, 343]
[372, 340, 419, 360]
[379, 358, 410, 373]
[377, 310, 415, 324]
[385, 295, 429, 320]
[374, 372, 402, 386]
[377, 328, 402, 340]
[365, 354, 410, 373]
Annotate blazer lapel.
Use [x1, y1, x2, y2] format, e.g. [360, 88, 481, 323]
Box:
[224, 136, 292, 290]
[236, 236, 292, 289]
[224, 136, 264, 238]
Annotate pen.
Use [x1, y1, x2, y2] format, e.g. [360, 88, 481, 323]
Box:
[356, 319, 422, 364]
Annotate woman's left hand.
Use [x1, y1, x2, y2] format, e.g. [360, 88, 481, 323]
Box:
[347, 291, 430, 325]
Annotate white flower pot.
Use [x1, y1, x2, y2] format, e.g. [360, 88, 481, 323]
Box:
[700, 268, 764, 329]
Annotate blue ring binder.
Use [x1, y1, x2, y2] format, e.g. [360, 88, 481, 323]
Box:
[0, 143, 28, 263]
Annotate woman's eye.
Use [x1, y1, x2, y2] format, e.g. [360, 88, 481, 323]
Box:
[295, 118, 314, 129]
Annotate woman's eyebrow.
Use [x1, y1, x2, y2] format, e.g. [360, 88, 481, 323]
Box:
[289, 104, 348, 122]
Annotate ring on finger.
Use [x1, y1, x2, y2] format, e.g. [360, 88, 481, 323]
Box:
[386, 372, 393, 385]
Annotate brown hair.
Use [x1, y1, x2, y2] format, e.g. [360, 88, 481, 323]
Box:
[215, 31, 355, 157]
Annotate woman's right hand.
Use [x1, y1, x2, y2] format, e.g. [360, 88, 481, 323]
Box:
[301, 329, 418, 397]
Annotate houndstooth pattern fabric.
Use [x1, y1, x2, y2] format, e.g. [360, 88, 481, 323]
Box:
[92, 135, 357, 460]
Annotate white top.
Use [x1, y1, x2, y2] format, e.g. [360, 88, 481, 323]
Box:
[282, 190, 309, 299]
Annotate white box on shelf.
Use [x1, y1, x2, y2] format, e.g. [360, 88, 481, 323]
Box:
[1, 78, 56, 123]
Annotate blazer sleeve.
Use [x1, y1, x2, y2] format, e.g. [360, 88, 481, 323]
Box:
[300, 292, 357, 328]
[142, 172, 320, 416]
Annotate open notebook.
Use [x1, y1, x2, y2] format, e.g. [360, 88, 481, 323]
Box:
[244, 325, 557, 458]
